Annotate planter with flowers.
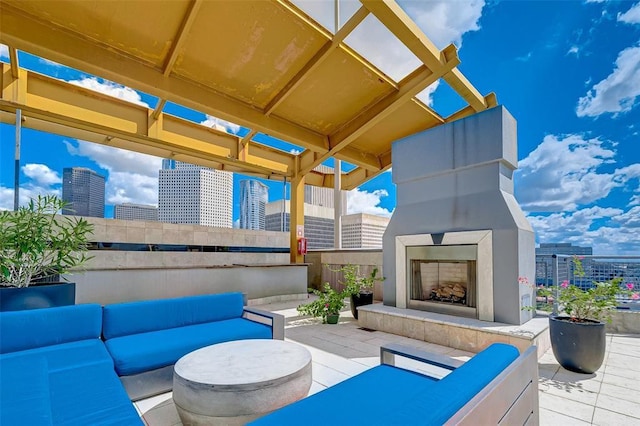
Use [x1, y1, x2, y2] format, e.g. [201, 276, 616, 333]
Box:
[525, 256, 638, 374]
[297, 283, 346, 324]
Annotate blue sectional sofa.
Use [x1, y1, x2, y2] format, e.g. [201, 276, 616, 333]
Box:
[103, 292, 284, 400]
[0, 304, 141, 425]
[251, 343, 539, 426]
[0, 292, 285, 424]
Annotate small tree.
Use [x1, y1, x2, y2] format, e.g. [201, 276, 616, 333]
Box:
[0, 195, 94, 288]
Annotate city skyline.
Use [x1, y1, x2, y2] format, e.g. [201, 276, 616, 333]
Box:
[1, 1, 639, 254]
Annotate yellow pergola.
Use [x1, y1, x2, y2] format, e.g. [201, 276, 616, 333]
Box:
[0, 0, 496, 262]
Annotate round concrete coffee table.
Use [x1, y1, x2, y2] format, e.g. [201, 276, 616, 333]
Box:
[173, 339, 312, 425]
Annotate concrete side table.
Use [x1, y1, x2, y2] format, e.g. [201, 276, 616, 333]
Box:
[173, 339, 312, 425]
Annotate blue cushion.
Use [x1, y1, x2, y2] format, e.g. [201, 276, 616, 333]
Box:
[105, 317, 272, 375]
[251, 343, 519, 426]
[404, 343, 519, 425]
[1, 339, 113, 372]
[250, 365, 438, 425]
[0, 354, 52, 425]
[48, 363, 142, 425]
[102, 293, 245, 339]
[0, 304, 103, 354]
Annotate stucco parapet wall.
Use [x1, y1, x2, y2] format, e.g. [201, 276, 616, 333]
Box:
[80, 216, 288, 246]
[82, 252, 290, 270]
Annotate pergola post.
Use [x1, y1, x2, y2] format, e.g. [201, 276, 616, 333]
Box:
[289, 174, 305, 264]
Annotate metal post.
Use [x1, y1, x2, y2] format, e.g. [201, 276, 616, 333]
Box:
[552, 254, 558, 315]
[334, 160, 342, 249]
[14, 109, 22, 211]
[335, 0, 340, 33]
[281, 177, 287, 232]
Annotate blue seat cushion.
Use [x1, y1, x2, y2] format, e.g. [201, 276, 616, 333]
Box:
[0, 354, 52, 425]
[48, 363, 142, 425]
[0, 339, 113, 372]
[105, 317, 272, 375]
[102, 293, 245, 339]
[250, 364, 438, 426]
[0, 304, 103, 354]
[251, 343, 519, 426]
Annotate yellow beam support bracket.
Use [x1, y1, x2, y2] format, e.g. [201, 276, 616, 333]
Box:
[163, 0, 203, 76]
[8, 47, 19, 79]
[361, 0, 489, 112]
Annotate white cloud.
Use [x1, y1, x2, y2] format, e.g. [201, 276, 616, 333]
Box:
[39, 57, 63, 67]
[516, 52, 533, 62]
[527, 205, 640, 255]
[576, 44, 640, 117]
[630, 194, 640, 206]
[69, 77, 148, 107]
[200, 115, 241, 135]
[0, 44, 8, 59]
[347, 188, 393, 217]
[65, 140, 161, 206]
[0, 164, 62, 211]
[22, 164, 61, 186]
[515, 135, 622, 212]
[618, 2, 640, 24]
[567, 46, 580, 56]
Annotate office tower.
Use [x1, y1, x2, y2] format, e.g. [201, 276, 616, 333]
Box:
[265, 201, 334, 249]
[305, 165, 347, 213]
[341, 213, 390, 249]
[239, 180, 268, 230]
[158, 160, 232, 228]
[62, 167, 105, 218]
[536, 243, 594, 285]
[114, 203, 158, 221]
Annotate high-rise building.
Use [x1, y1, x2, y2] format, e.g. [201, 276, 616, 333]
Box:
[536, 243, 594, 285]
[536, 243, 593, 257]
[341, 213, 390, 249]
[305, 165, 347, 213]
[158, 160, 232, 228]
[114, 203, 158, 221]
[265, 201, 334, 249]
[62, 167, 105, 218]
[239, 180, 268, 230]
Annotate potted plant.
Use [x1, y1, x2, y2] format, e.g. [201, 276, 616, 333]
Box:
[336, 264, 383, 320]
[297, 283, 346, 324]
[0, 195, 94, 311]
[524, 256, 638, 374]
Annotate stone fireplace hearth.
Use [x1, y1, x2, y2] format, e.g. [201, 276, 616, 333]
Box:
[382, 106, 535, 326]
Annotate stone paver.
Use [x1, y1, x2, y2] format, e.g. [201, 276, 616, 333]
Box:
[139, 301, 640, 425]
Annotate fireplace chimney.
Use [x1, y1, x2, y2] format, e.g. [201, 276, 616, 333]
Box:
[382, 106, 535, 325]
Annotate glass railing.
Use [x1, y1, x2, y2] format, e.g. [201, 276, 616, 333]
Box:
[535, 254, 640, 311]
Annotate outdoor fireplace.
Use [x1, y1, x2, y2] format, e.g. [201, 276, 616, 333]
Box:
[407, 245, 477, 317]
[382, 106, 536, 325]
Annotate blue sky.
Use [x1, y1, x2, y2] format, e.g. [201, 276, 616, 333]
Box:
[1, 0, 639, 254]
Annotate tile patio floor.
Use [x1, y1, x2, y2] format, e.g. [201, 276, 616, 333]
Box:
[138, 300, 640, 425]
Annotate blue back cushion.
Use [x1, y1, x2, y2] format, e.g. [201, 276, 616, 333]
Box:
[0, 304, 103, 354]
[102, 292, 245, 339]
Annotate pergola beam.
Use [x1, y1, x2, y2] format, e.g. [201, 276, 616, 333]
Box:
[361, 0, 488, 112]
[0, 5, 330, 154]
[162, 0, 203, 77]
[8, 47, 19, 78]
[0, 63, 295, 177]
[264, 5, 369, 116]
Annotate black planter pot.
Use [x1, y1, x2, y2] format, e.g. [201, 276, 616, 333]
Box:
[350, 292, 373, 320]
[0, 282, 76, 312]
[549, 315, 606, 374]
